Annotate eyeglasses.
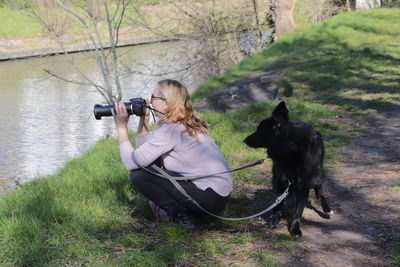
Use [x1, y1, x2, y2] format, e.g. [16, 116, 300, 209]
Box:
[151, 94, 166, 101]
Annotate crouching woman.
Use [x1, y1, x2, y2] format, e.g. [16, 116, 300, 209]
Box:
[112, 79, 232, 230]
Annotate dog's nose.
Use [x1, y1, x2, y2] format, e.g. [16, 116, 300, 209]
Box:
[243, 138, 254, 149]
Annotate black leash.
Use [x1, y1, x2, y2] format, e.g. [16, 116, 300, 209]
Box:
[143, 155, 269, 181]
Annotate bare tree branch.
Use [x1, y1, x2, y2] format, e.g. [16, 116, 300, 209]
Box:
[50, 0, 132, 103]
[43, 69, 91, 86]
[104, 0, 123, 101]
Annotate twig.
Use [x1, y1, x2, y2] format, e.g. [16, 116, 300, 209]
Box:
[43, 69, 91, 86]
[82, 243, 138, 251]
[347, 183, 380, 191]
[128, 205, 137, 215]
[41, 244, 138, 251]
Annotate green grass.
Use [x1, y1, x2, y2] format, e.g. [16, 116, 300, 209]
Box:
[0, 4, 137, 39]
[0, 3, 146, 39]
[394, 211, 400, 266]
[0, 0, 212, 39]
[0, 6, 42, 38]
[395, 240, 400, 266]
[385, 0, 400, 8]
[1, 7, 399, 266]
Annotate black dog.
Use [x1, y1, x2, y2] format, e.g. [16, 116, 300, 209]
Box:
[244, 101, 332, 237]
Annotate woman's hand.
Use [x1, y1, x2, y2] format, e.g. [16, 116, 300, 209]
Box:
[140, 98, 151, 123]
[111, 102, 130, 143]
[111, 102, 129, 130]
[137, 99, 151, 137]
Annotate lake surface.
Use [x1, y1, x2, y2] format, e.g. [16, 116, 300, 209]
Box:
[0, 41, 201, 194]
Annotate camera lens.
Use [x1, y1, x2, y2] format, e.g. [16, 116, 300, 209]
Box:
[93, 98, 146, 120]
[93, 104, 114, 120]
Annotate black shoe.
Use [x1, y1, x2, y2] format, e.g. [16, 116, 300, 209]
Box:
[173, 213, 203, 233]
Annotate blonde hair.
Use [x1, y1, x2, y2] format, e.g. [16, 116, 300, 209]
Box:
[157, 79, 208, 136]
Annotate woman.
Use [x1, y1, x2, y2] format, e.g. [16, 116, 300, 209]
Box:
[112, 79, 232, 230]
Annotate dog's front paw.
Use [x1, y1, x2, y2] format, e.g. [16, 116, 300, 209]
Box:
[324, 209, 334, 217]
[321, 201, 333, 217]
[322, 209, 333, 220]
[289, 219, 302, 238]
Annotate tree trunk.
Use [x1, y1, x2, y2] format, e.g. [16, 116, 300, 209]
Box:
[355, 0, 381, 9]
[89, 0, 101, 19]
[346, 0, 351, 11]
[274, 0, 296, 40]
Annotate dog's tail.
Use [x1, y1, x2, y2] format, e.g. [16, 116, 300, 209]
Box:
[314, 131, 326, 179]
[316, 131, 325, 164]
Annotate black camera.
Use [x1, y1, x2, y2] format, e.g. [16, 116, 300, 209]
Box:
[93, 98, 146, 120]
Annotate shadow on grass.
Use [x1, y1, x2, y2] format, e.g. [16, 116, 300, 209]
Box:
[0, 180, 73, 265]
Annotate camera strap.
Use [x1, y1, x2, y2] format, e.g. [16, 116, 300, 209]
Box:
[141, 156, 293, 221]
[143, 155, 269, 181]
[147, 106, 169, 123]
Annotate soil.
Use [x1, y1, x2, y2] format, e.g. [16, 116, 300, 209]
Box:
[198, 77, 400, 266]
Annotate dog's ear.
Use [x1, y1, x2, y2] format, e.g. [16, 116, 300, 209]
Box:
[271, 101, 289, 124]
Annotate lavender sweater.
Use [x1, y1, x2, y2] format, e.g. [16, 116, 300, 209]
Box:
[119, 123, 233, 197]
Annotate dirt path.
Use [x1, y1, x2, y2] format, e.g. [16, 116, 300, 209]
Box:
[284, 103, 400, 266]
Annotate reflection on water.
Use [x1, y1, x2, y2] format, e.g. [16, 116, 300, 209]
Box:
[0, 41, 198, 192]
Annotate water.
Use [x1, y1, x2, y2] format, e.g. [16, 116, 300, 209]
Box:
[0, 41, 200, 192]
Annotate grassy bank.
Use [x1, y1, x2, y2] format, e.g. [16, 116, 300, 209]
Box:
[0, 4, 135, 39]
[0, 6, 41, 38]
[1, 7, 399, 266]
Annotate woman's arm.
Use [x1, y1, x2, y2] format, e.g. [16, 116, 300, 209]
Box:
[112, 102, 135, 170]
[113, 101, 177, 170]
[112, 102, 130, 143]
[117, 124, 177, 170]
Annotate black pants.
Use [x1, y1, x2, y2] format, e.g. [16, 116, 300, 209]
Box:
[130, 167, 230, 218]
